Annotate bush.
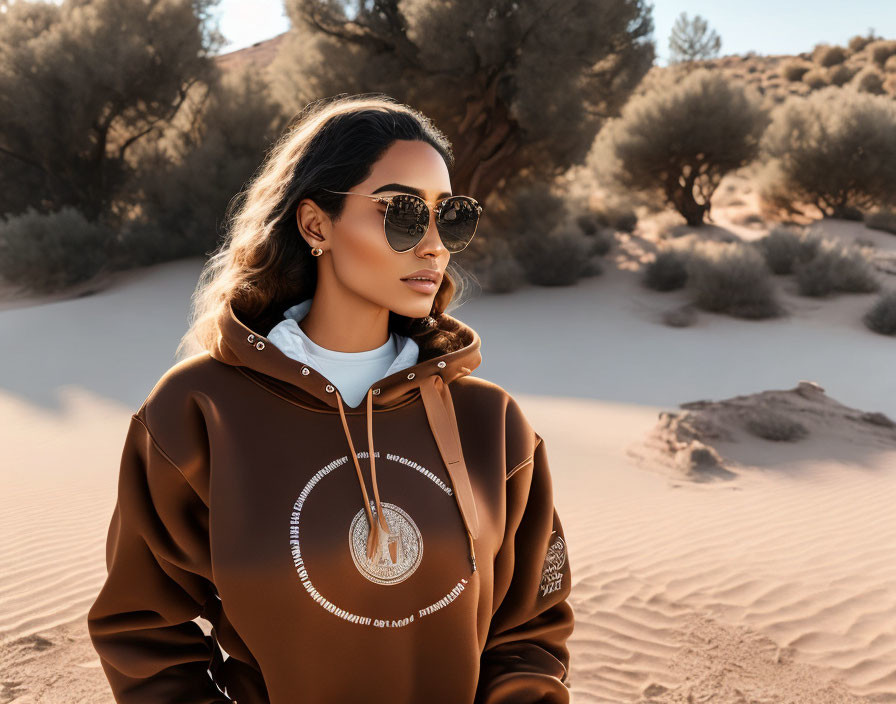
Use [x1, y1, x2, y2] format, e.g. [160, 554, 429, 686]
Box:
[868, 39, 896, 68]
[848, 34, 874, 53]
[793, 239, 880, 296]
[484, 240, 526, 293]
[863, 288, 896, 335]
[781, 59, 812, 82]
[591, 68, 768, 226]
[759, 86, 896, 219]
[514, 226, 593, 286]
[753, 225, 820, 274]
[865, 209, 896, 234]
[854, 66, 885, 94]
[812, 43, 847, 67]
[0, 206, 111, 294]
[802, 68, 829, 89]
[587, 201, 638, 233]
[643, 247, 690, 290]
[828, 63, 857, 86]
[684, 240, 782, 318]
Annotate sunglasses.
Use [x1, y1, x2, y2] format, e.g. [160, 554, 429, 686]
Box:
[321, 188, 483, 253]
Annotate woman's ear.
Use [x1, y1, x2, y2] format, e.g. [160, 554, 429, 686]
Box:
[296, 199, 327, 248]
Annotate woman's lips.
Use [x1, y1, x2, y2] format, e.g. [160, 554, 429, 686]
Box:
[401, 278, 438, 293]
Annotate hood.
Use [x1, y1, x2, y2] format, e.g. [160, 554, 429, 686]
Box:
[208, 298, 484, 574]
[266, 298, 423, 393]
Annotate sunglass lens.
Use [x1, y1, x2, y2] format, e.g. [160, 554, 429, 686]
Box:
[384, 195, 430, 252]
[436, 197, 480, 252]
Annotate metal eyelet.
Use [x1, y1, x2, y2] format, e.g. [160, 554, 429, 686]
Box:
[372, 388, 381, 395]
[325, 384, 334, 393]
[247, 334, 255, 343]
[437, 361, 446, 368]
[255, 341, 265, 350]
[301, 367, 310, 375]
[407, 372, 415, 379]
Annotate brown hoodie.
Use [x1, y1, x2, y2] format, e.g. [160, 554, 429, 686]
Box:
[87, 299, 575, 704]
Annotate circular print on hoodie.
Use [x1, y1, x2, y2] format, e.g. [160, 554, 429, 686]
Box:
[348, 501, 423, 585]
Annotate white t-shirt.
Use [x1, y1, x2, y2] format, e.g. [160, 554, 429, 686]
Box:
[266, 298, 420, 408]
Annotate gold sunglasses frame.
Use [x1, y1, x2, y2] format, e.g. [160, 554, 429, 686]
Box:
[321, 188, 483, 253]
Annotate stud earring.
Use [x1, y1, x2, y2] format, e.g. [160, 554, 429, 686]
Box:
[310, 247, 323, 257]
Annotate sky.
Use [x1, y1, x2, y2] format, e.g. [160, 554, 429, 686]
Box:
[209, 0, 895, 65]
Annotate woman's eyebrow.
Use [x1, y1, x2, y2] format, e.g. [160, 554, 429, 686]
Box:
[371, 182, 452, 200]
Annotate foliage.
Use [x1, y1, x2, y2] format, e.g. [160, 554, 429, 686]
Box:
[667, 12, 721, 64]
[270, 0, 656, 207]
[684, 240, 782, 318]
[758, 86, 896, 219]
[0, 0, 224, 223]
[0, 206, 111, 294]
[116, 66, 286, 267]
[863, 289, 896, 335]
[793, 239, 880, 296]
[591, 69, 768, 226]
[643, 247, 690, 291]
[753, 225, 820, 274]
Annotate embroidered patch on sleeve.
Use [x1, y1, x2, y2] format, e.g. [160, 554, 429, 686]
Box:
[539, 530, 567, 597]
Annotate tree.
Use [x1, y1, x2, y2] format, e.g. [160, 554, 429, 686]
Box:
[269, 0, 656, 208]
[668, 12, 721, 65]
[0, 0, 226, 223]
[591, 68, 768, 226]
[758, 86, 896, 219]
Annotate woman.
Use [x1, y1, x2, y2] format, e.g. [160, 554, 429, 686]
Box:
[87, 94, 574, 704]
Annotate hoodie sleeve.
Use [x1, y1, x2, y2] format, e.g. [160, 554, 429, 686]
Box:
[86, 412, 230, 703]
[475, 431, 575, 704]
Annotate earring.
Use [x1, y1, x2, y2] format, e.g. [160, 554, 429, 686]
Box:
[310, 247, 323, 257]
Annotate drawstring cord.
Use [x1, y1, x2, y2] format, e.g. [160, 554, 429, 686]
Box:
[334, 373, 480, 574]
[335, 387, 397, 564]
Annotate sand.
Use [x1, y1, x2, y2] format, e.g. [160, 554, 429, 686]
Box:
[1, 210, 895, 702]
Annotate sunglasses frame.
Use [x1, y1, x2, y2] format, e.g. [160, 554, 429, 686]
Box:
[321, 188, 483, 253]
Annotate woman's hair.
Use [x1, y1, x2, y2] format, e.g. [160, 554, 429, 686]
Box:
[175, 93, 473, 363]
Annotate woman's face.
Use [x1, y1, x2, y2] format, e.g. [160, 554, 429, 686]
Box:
[297, 139, 454, 321]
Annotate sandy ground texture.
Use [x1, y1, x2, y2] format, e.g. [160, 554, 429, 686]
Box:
[1, 207, 895, 702]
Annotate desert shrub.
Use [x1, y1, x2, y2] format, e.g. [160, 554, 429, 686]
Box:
[662, 303, 698, 327]
[863, 288, 896, 335]
[753, 225, 821, 274]
[848, 34, 874, 53]
[588, 229, 614, 256]
[828, 63, 857, 86]
[573, 197, 638, 235]
[514, 226, 593, 286]
[781, 60, 812, 82]
[684, 240, 782, 318]
[643, 247, 690, 290]
[812, 43, 847, 67]
[865, 209, 896, 234]
[802, 68, 829, 89]
[597, 202, 638, 233]
[744, 408, 809, 441]
[0, 206, 111, 294]
[591, 68, 768, 226]
[793, 239, 880, 296]
[854, 66, 885, 94]
[759, 86, 896, 219]
[483, 240, 526, 293]
[868, 39, 896, 68]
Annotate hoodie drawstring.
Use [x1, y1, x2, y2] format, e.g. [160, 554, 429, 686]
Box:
[334, 373, 480, 575]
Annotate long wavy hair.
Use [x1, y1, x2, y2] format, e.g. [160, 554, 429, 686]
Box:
[175, 93, 474, 363]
